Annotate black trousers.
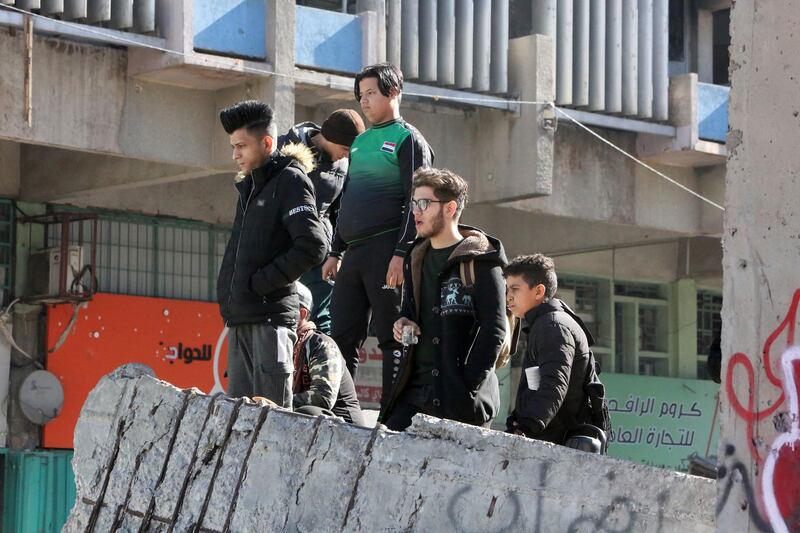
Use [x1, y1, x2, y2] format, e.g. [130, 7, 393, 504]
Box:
[330, 232, 402, 406]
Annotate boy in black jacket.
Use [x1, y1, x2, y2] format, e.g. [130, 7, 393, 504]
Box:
[217, 100, 327, 407]
[380, 168, 507, 431]
[504, 254, 595, 444]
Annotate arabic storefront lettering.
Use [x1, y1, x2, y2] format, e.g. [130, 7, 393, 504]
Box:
[603, 373, 720, 471]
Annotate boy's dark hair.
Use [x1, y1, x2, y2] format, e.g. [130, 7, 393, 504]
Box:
[412, 167, 469, 217]
[504, 254, 558, 299]
[219, 100, 277, 138]
[354, 63, 403, 102]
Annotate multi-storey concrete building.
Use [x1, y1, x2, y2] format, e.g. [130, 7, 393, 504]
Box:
[0, 0, 731, 527]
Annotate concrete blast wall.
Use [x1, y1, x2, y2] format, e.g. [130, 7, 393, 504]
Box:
[64, 367, 714, 532]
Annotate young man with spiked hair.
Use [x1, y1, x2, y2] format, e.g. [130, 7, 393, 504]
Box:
[217, 100, 327, 407]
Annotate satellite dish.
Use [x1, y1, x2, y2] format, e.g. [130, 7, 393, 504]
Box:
[19, 370, 64, 425]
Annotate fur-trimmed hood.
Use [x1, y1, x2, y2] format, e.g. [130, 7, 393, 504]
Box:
[235, 142, 316, 182]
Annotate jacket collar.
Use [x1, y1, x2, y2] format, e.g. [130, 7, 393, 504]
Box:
[522, 298, 596, 345]
[408, 225, 504, 317]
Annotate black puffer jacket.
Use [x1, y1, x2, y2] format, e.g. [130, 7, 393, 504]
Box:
[278, 122, 347, 251]
[217, 146, 327, 327]
[380, 226, 508, 426]
[508, 299, 594, 443]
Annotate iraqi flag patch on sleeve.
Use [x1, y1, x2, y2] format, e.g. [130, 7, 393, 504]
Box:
[380, 141, 397, 154]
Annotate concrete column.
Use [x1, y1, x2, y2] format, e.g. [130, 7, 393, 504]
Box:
[401, 0, 420, 78]
[132, 0, 155, 33]
[263, 0, 295, 135]
[588, 0, 606, 110]
[64, 0, 88, 20]
[573, 0, 590, 106]
[720, 2, 800, 532]
[357, 0, 387, 63]
[15, 0, 41, 9]
[437, 0, 455, 85]
[490, 0, 508, 94]
[696, 9, 714, 83]
[621, 0, 638, 115]
[531, 0, 556, 37]
[454, 0, 474, 89]
[110, 0, 133, 30]
[652, 0, 668, 120]
[605, 0, 622, 112]
[361, 10, 380, 69]
[419, 0, 438, 82]
[386, 0, 401, 67]
[87, 0, 111, 23]
[41, 0, 64, 15]
[672, 278, 698, 378]
[637, 0, 653, 118]
[472, 0, 491, 91]
[556, 0, 573, 105]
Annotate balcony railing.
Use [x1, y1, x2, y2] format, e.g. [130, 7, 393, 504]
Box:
[0, 0, 156, 33]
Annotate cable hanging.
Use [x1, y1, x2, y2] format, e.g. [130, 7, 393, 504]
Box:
[1, 4, 725, 212]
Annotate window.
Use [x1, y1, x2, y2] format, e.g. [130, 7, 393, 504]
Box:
[47, 210, 230, 302]
[697, 291, 722, 354]
[712, 9, 730, 85]
[669, 0, 686, 61]
[559, 277, 601, 344]
[0, 200, 13, 298]
[614, 281, 662, 299]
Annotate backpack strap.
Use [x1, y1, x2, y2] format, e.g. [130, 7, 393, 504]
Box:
[459, 259, 476, 288]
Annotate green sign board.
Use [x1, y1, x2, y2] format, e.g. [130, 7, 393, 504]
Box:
[603, 373, 720, 471]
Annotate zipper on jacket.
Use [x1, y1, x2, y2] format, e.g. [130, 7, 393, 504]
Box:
[225, 174, 256, 323]
[463, 326, 481, 366]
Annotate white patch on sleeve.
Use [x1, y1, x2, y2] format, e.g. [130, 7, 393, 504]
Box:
[288, 204, 316, 217]
[525, 366, 541, 390]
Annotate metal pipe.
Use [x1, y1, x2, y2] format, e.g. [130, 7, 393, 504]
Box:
[605, 0, 622, 113]
[490, 0, 508, 93]
[573, 0, 590, 106]
[419, 0, 437, 82]
[438, 0, 455, 85]
[652, 0, 668, 120]
[401, 0, 419, 78]
[621, 0, 638, 115]
[556, 0, 573, 105]
[588, 0, 606, 111]
[472, 0, 491, 91]
[387, 0, 402, 67]
[531, 0, 556, 37]
[454, 0, 474, 89]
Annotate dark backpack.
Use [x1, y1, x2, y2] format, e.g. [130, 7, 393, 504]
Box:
[581, 349, 612, 453]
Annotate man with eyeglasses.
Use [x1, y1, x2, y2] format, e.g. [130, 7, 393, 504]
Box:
[321, 63, 434, 407]
[379, 168, 508, 431]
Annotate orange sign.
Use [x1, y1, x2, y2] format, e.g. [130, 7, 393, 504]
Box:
[44, 293, 228, 449]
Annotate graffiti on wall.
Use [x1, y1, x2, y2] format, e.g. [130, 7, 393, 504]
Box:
[723, 288, 800, 532]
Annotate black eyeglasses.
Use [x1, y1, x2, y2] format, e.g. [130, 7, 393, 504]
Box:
[410, 198, 448, 213]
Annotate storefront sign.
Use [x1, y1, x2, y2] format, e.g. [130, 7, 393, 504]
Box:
[604, 373, 720, 470]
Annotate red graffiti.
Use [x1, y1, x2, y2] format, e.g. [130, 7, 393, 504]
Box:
[762, 347, 800, 533]
[726, 288, 800, 462]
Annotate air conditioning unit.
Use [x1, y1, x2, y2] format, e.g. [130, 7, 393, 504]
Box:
[27, 246, 85, 296]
